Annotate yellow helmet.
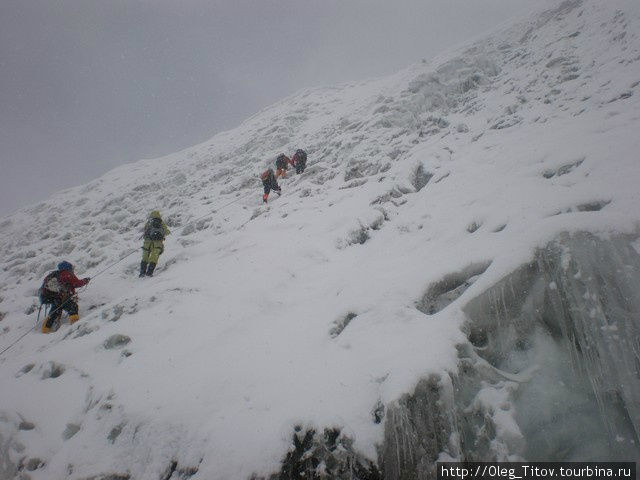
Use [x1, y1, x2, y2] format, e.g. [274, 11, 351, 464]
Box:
[150, 210, 162, 219]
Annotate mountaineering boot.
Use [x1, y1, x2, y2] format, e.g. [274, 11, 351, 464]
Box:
[139, 261, 148, 277]
[69, 314, 79, 325]
[42, 316, 59, 333]
[146, 263, 156, 277]
[42, 317, 53, 333]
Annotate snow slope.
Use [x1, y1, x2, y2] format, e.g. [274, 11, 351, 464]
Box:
[1, 0, 640, 478]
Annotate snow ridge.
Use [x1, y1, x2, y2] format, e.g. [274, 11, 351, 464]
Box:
[1, 0, 640, 478]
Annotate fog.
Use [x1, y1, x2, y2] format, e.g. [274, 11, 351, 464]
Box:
[0, 0, 550, 216]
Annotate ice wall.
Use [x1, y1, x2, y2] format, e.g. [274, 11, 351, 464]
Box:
[380, 232, 640, 479]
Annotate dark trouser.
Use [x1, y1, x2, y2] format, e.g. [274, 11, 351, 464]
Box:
[140, 261, 157, 276]
[262, 177, 281, 201]
[263, 183, 281, 195]
[43, 296, 78, 327]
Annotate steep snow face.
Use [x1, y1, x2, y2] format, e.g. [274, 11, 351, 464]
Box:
[1, 0, 640, 478]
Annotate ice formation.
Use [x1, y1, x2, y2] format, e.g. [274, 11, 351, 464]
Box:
[384, 232, 640, 478]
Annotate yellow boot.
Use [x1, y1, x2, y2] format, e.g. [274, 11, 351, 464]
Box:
[69, 314, 79, 325]
[42, 317, 53, 333]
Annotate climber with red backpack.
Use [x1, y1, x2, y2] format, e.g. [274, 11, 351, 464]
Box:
[140, 210, 171, 277]
[39, 261, 90, 333]
[260, 168, 281, 203]
[275, 153, 292, 179]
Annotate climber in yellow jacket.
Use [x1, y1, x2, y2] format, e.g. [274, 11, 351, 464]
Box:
[140, 210, 170, 277]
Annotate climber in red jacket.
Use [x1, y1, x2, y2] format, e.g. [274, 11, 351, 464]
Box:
[39, 261, 90, 333]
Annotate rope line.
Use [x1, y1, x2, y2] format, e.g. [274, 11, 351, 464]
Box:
[92, 190, 254, 280]
[0, 326, 36, 356]
[90, 249, 139, 279]
[0, 189, 255, 357]
[183, 190, 254, 226]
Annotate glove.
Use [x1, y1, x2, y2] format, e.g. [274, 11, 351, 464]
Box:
[83, 277, 91, 284]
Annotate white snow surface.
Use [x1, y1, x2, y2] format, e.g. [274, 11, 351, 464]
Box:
[1, 0, 640, 478]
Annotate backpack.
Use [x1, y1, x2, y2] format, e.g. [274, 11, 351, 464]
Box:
[276, 154, 288, 169]
[39, 271, 64, 303]
[295, 149, 307, 164]
[147, 217, 165, 241]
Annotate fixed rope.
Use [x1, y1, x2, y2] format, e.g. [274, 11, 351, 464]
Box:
[84, 190, 255, 281]
[182, 190, 254, 226]
[0, 189, 255, 358]
[0, 324, 37, 356]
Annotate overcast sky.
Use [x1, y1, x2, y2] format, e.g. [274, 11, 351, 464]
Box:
[0, 0, 550, 217]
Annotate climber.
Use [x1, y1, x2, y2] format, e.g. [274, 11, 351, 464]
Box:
[291, 149, 307, 174]
[261, 168, 281, 204]
[140, 210, 170, 277]
[275, 153, 292, 179]
[39, 261, 90, 333]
